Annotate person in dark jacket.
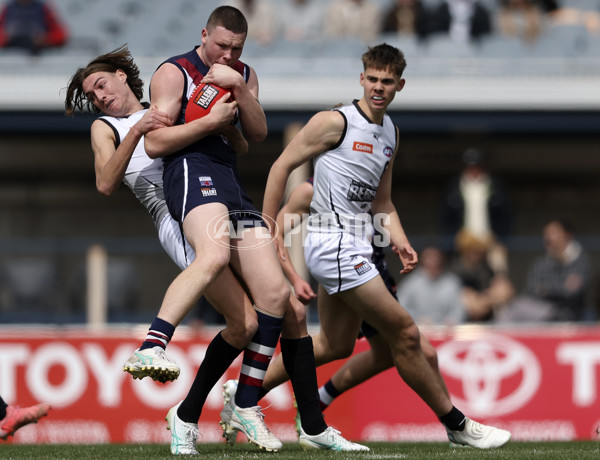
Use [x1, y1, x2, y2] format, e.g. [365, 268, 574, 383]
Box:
[0, 0, 68, 54]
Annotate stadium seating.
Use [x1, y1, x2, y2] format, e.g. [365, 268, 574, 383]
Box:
[0, 0, 597, 82]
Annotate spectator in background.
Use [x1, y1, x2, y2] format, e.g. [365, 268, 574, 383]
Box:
[381, 0, 430, 41]
[441, 147, 512, 274]
[324, 0, 382, 43]
[523, 220, 593, 321]
[497, 0, 544, 44]
[279, 0, 324, 43]
[450, 229, 515, 322]
[428, 0, 492, 43]
[0, 0, 67, 55]
[396, 246, 466, 325]
[226, 0, 280, 45]
[541, 0, 600, 36]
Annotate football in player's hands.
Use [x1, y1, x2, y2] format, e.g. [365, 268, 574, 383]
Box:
[184, 83, 234, 123]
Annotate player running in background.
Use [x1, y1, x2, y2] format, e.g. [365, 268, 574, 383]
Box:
[262, 43, 511, 449]
[0, 396, 50, 440]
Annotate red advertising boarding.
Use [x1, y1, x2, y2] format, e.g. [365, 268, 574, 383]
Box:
[1, 324, 599, 444]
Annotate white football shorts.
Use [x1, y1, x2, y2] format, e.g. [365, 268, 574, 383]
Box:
[158, 213, 196, 270]
[304, 231, 378, 295]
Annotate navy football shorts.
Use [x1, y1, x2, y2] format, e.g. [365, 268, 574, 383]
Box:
[164, 156, 265, 230]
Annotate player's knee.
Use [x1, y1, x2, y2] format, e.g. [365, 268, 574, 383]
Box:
[398, 321, 421, 353]
[255, 280, 290, 315]
[425, 347, 439, 370]
[329, 340, 355, 360]
[421, 339, 439, 369]
[240, 314, 259, 343]
[225, 310, 259, 347]
[281, 299, 307, 338]
[192, 250, 229, 281]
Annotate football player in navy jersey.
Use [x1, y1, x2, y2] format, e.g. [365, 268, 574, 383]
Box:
[143, 5, 367, 454]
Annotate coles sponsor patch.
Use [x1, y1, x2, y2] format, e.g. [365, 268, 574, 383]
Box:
[354, 261, 372, 276]
[353, 141, 373, 154]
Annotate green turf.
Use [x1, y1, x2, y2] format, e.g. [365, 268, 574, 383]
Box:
[0, 442, 598, 459]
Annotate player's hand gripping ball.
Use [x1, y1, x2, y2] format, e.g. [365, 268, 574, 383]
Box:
[185, 83, 234, 123]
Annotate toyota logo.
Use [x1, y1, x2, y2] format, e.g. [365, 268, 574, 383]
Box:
[437, 334, 541, 417]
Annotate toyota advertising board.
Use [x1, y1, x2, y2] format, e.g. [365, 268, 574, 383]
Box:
[1, 324, 599, 444]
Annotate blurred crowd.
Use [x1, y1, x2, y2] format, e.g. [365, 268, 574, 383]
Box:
[405, 147, 598, 326]
[228, 0, 600, 47]
[1, 0, 600, 56]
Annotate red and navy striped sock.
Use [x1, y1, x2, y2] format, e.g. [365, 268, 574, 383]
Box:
[139, 317, 175, 351]
[235, 309, 283, 408]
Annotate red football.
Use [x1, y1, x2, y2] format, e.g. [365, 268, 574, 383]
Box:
[184, 83, 232, 123]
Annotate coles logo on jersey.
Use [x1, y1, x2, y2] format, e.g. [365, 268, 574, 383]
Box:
[354, 261, 372, 276]
[353, 141, 373, 154]
[199, 176, 213, 187]
[383, 146, 393, 158]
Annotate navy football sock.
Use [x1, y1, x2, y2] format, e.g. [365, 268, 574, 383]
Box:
[281, 336, 327, 435]
[139, 317, 175, 351]
[178, 331, 242, 423]
[440, 406, 466, 431]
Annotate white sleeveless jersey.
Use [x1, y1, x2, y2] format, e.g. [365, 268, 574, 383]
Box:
[99, 109, 168, 230]
[308, 101, 397, 238]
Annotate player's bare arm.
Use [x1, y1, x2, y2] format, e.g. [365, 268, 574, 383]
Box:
[371, 139, 418, 274]
[203, 64, 267, 143]
[279, 180, 312, 235]
[263, 110, 344, 225]
[274, 183, 317, 303]
[91, 106, 171, 196]
[145, 63, 237, 158]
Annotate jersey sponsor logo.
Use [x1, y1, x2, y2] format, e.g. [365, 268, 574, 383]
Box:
[383, 146, 393, 158]
[199, 176, 213, 187]
[354, 260, 372, 276]
[353, 141, 373, 154]
[192, 84, 220, 109]
[201, 188, 217, 197]
[347, 179, 377, 202]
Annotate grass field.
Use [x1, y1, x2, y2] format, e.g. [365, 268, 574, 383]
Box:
[0, 441, 598, 459]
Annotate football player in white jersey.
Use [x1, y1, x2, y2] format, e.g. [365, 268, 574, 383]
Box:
[262, 43, 511, 449]
[260, 178, 448, 413]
